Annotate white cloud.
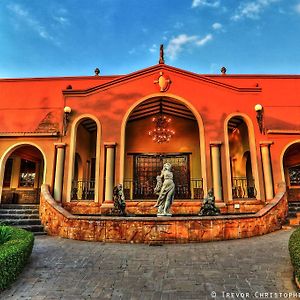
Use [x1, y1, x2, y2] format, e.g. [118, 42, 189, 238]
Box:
[166, 34, 197, 59]
[192, 0, 220, 8]
[166, 33, 212, 59]
[295, 3, 300, 14]
[53, 16, 69, 25]
[149, 44, 158, 53]
[232, 0, 280, 20]
[212, 22, 222, 30]
[196, 34, 213, 45]
[7, 4, 58, 44]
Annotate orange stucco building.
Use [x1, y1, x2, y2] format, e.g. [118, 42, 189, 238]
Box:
[0, 61, 300, 219]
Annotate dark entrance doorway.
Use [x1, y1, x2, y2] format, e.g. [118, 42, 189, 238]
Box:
[133, 153, 190, 199]
[283, 142, 300, 202]
[1, 145, 44, 204]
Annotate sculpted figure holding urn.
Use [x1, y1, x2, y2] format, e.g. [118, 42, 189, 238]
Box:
[154, 162, 175, 216]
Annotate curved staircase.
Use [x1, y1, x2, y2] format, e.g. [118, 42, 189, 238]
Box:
[0, 204, 45, 235]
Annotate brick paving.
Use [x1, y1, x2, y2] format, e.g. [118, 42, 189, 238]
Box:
[0, 229, 297, 300]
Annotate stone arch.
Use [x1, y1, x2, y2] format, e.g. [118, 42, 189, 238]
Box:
[280, 140, 300, 182]
[0, 142, 47, 203]
[224, 113, 261, 200]
[66, 114, 102, 202]
[119, 92, 207, 197]
[280, 140, 300, 202]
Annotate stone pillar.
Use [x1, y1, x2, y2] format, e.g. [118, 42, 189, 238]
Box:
[260, 141, 274, 200]
[210, 141, 223, 201]
[101, 143, 116, 212]
[53, 143, 66, 202]
[11, 157, 21, 188]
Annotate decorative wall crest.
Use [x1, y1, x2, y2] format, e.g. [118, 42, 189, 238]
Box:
[154, 72, 171, 92]
[35, 112, 59, 133]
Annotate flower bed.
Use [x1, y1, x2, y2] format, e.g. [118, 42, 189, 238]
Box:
[0, 226, 34, 291]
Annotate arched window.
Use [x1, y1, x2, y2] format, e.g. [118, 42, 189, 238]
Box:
[228, 117, 256, 199]
[71, 118, 98, 200]
[282, 142, 300, 202]
[1, 145, 45, 204]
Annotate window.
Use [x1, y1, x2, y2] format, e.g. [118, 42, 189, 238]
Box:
[288, 165, 300, 186]
[133, 154, 191, 199]
[19, 159, 36, 187]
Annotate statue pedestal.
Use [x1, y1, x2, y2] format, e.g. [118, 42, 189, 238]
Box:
[100, 201, 114, 215]
[157, 213, 172, 217]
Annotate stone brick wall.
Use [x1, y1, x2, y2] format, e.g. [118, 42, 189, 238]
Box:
[39, 183, 288, 243]
[61, 199, 264, 215]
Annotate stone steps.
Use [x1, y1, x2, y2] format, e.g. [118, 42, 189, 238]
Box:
[0, 204, 39, 209]
[0, 213, 39, 219]
[0, 204, 45, 235]
[0, 209, 39, 215]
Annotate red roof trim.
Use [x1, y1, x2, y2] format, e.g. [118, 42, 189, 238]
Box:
[62, 64, 262, 96]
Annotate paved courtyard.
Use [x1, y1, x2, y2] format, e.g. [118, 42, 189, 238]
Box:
[0, 229, 297, 300]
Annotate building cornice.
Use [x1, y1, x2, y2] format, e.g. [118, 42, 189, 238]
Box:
[62, 64, 262, 96]
[0, 132, 60, 137]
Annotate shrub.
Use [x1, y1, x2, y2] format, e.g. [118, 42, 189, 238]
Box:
[0, 226, 11, 244]
[289, 228, 300, 283]
[0, 226, 34, 291]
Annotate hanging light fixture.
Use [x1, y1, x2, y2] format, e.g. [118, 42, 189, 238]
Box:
[148, 99, 175, 143]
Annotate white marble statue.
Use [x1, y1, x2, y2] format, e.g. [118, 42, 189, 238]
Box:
[154, 162, 175, 216]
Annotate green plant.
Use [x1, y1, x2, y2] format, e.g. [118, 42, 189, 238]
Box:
[289, 228, 300, 282]
[0, 226, 34, 291]
[0, 226, 11, 244]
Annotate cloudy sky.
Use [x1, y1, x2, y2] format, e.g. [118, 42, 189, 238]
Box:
[0, 0, 299, 77]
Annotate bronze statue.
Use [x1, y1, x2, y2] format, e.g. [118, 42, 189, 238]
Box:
[113, 184, 126, 216]
[159, 44, 165, 64]
[199, 189, 220, 216]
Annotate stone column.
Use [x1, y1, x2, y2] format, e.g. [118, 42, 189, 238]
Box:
[53, 143, 66, 202]
[210, 141, 223, 201]
[260, 141, 274, 200]
[11, 157, 21, 189]
[101, 143, 116, 211]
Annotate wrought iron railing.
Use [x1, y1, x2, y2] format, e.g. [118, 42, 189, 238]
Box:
[190, 179, 204, 199]
[232, 177, 256, 199]
[123, 179, 133, 200]
[71, 180, 95, 200]
[123, 178, 203, 200]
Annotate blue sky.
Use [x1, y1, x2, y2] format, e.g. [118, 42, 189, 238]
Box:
[0, 0, 300, 78]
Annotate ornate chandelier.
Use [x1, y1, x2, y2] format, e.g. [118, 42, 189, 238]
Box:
[148, 100, 175, 143]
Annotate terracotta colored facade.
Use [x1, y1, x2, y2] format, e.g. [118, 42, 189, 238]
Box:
[0, 63, 300, 218]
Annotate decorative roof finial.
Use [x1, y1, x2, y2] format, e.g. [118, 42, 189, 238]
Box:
[94, 68, 100, 76]
[159, 44, 165, 64]
[221, 66, 227, 75]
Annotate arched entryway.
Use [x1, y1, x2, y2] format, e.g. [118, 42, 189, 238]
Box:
[226, 116, 257, 199]
[0, 145, 45, 204]
[122, 96, 205, 201]
[66, 114, 101, 202]
[282, 142, 300, 202]
[71, 118, 98, 201]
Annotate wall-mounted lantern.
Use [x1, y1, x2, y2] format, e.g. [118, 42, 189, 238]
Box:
[63, 106, 72, 136]
[254, 104, 264, 134]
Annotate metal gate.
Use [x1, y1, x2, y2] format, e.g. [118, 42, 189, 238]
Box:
[133, 154, 191, 199]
